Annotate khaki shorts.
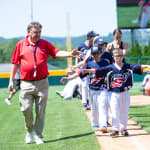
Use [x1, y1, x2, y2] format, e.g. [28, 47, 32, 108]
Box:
[19, 78, 49, 111]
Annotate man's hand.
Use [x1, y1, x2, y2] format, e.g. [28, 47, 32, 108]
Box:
[71, 49, 81, 58]
[8, 81, 14, 91]
[61, 77, 69, 83]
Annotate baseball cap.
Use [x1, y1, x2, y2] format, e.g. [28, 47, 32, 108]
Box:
[91, 46, 102, 54]
[94, 37, 107, 45]
[87, 30, 99, 38]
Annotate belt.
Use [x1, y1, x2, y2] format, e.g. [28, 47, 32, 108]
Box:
[22, 76, 47, 81]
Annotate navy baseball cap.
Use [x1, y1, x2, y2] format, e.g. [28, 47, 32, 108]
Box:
[94, 37, 107, 45]
[91, 46, 102, 54]
[87, 30, 99, 38]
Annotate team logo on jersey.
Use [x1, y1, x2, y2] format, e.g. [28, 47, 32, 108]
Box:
[111, 77, 123, 87]
[110, 74, 124, 88]
[91, 77, 102, 84]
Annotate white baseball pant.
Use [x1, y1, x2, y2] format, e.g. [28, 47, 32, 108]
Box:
[89, 89, 99, 126]
[98, 89, 110, 127]
[110, 90, 130, 131]
[89, 89, 109, 127]
[81, 76, 89, 104]
[61, 77, 82, 99]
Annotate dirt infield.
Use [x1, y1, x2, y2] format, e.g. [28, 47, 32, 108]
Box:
[86, 95, 150, 150]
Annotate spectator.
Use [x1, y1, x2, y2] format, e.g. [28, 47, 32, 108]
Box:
[106, 28, 128, 60]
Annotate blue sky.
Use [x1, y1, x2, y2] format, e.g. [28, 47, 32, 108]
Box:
[0, 0, 117, 38]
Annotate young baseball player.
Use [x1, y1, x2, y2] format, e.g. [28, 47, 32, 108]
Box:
[61, 46, 110, 132]
[82, 48, 150, 136]
[77, 31, 99, 110]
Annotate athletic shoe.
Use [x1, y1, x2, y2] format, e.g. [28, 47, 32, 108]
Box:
[121, 130, 129, 136]
[100, 126, 107, 133]
[110, 131, 119, 137]
[132, 19, 140, 24]
[63, 96, 72, 100]
[92, 125, 99, 131]
[56, 91, 63, 98]
[87, 105, 91, 110]
[83, 103, 88, 110]
[35, 135, 44, 144]
[25, 131, 34, 144]
[5, 98, 12, 105]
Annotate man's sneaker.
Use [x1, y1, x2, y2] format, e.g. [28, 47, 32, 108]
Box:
[110, 131, 119, 137]
[83, 103, 88, 110]
[92, 125, 99, 131]
[100, 126, 107, 133]
[121, 130, 129, 136]
[5, 98, 12, 105]
[35, 135, 44, 144]
[25, 131, 34, 144]
[56, 91, 63, 98]
[87, 105, 91, 110]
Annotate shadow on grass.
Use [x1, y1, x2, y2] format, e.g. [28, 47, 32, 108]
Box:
[44, 132, 94, 143]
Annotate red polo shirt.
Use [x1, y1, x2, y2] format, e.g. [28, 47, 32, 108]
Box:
[11, 35, 59, 80]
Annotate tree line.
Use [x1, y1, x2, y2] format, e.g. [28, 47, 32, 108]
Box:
[0, 39, 150, 66]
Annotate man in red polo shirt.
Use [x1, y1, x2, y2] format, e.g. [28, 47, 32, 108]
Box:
[8, 22, 80, 145]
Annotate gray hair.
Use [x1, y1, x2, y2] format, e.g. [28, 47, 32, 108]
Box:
[27, 22, 42, 32]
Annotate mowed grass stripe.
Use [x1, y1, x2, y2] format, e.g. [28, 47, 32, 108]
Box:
[129, 105, 150, 133]
[0, 86, 100, 150]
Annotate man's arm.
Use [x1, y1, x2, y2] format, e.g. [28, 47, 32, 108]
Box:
[56, 49, 81, 58]
[8, 64, 19, 91]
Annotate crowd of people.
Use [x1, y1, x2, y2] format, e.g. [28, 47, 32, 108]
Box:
[6, 22, 150, 144]
[60, 29, 150, 137]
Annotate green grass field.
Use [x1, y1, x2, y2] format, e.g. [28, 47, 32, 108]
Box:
[0, 82, 149, 150]
[129, 82, 143, 95]
[0, 86, 100, 150]
[129, 105, 150, 133]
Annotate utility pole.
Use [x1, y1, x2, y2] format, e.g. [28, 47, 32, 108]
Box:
[66, 12, 72, 67]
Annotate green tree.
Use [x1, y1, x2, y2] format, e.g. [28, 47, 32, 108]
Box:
[130, 40, 142, 57]
[143, 46, 149, 56]
[0, 39, 19, 63]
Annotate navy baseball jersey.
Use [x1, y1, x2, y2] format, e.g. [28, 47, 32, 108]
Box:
[78, 43, 91, 62]
[78, 59, 109, 90]
[95, 63, 142, 92]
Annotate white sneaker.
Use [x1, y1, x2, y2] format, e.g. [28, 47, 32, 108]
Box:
[35, 135, 44, 144]
[132, 19, 140, 24]
[5, 98, 12, 105]
[25, 131, 34, 144]
[63, 96, 72, 100]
